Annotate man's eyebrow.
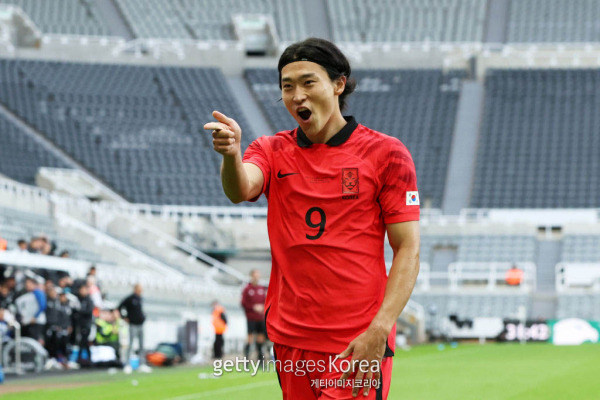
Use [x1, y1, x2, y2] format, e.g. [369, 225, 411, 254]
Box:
[281, 73, 318, 82]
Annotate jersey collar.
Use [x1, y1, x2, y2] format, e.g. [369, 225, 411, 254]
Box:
[296, 116, 358, 148]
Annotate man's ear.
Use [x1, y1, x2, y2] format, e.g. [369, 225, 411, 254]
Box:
[334, 76, 347, 96]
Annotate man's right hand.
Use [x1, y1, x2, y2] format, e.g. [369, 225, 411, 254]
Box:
[203, 110, 242, 158]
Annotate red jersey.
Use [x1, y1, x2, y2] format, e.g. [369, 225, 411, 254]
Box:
[243, 117, 419, 353]
[241, 283, 267, 321]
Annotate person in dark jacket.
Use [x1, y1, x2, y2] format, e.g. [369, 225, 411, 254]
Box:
[73, 284, 94, 365]
[118, 284, 151, 373]
[45, 287, 72, 366]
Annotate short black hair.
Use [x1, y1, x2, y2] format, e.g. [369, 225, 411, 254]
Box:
[278, 38, 356, 112]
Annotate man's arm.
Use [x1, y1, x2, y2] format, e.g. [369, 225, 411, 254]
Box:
[338, 220, 420, 397]
[204, 110, 264, 203]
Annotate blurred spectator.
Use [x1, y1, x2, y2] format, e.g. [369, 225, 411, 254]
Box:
[28, 237, 45, 253]
[1, 307, 15, 343]
[17, 239, 28, 252]
[94, 303, 121, 364]
[241, 269, 267, 361]
[0, 282, 13, 309]
[44, 279, 55, 293]
[59, 251, 70, 258]
[212, 300, 227, 360]
[16, 277, 47, 344]
[119, 284, 151, 373]
[1, 274, 17, 306]
[73, 284, 94, 366]
[45, 286, 72, 368]
[87, 275, 103, 311]
[505, 264, 524, 286]
[0, 236, 7, 251]
[87, 265, 101, 291]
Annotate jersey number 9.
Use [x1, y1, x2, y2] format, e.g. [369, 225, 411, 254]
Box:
[305, 207, 326, 240]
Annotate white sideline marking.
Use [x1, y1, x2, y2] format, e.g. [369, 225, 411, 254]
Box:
[166, 380, 277, 400]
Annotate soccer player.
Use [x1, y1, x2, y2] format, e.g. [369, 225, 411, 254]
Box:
[241, 269, 267, 361]
[204, 38, 420, 399]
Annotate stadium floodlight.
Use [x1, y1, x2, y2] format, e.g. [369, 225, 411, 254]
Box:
[0, 5, 41, 48]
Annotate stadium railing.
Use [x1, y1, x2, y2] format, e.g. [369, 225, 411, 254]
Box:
[448, 262, 536, 292]
[555, 263, 600, 292]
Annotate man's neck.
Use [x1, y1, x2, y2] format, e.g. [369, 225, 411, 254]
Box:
[311, 112, 348, 144]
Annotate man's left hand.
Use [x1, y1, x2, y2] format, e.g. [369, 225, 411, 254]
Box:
[337, 326, 387, 397]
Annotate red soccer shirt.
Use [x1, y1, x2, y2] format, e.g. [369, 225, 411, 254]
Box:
[241, 283, 267, 321]
[243, 116, 420, 354]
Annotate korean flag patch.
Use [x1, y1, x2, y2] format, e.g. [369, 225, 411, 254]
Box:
[406, 191, 420, 206]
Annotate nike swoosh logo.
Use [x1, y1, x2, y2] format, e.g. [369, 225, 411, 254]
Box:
[277, 170, 298, 178]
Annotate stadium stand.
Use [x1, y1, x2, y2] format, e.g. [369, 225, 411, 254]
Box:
[412, 293, 530, 330]
[507, 0, 600, 43]
[0, 0, 111, 36]
[114, 0, 307, 41]
[471, 69, 600, 208]
[0, 111, 70, 185]
[0, 59, 264, 206]
[561, 235, 600, 262]
[326, 0, 487, 42]
[557, 294, 600, 320]
[457, 235, 536, 262]
[245, 68, 465, 208]
[0, 206, 103, 262]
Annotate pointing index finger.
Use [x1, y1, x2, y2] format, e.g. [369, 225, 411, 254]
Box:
[212, 110, 232, 125]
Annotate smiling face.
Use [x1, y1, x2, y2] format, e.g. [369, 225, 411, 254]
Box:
[281, 61, 347, 143]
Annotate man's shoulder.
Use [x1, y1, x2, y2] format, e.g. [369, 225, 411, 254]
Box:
[355, 124, 408, 151]
[351, 124, 412, 166]
[251, 130, 297, 149]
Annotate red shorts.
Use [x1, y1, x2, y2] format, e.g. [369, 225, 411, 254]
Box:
[273, 343, 393, 400]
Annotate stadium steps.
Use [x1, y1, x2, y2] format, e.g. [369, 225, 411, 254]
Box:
[225, 75, 273, 139]
[530, 239, 561, 318]
[303, 0, 332, 40]
[95, 0, 134, 40]
[484, 0, 510, 43]
[530, 292, 558, 320]
[535, 239, 562, 291]
[442, 81, 483, 214]
[0, 101, 127, 202]
[430, 246, 457, 286]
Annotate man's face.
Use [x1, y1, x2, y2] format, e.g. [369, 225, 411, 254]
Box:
[281, 61, 345, 140]
[25, 280, 36, 292]
[251, 270, 260, 284]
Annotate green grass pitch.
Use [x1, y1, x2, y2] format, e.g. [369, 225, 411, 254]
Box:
[1, 343, 599, 399]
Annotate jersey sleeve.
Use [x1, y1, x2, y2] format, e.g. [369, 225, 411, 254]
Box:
[242, 137, 271, 201]
[378, 141, 420, 224]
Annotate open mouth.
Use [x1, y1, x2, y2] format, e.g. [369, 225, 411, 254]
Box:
[297, 108, 312, 122]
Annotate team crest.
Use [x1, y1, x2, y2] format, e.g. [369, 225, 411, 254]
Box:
[342, 168, 359, 194]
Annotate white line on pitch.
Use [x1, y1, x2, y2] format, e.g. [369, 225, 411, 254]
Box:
[165, 380, 277, 400]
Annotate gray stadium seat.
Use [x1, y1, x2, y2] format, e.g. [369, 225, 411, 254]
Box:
[507, 0, 600, 43]
[0, 0, 111, 36]
[114, 0, 307, 41]
[0, 59, 264, 206]
[326, 0, 487, 43]
[471, 69, 600, 208]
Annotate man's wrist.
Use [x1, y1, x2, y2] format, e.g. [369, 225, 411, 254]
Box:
[367, 318, 392, 340]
